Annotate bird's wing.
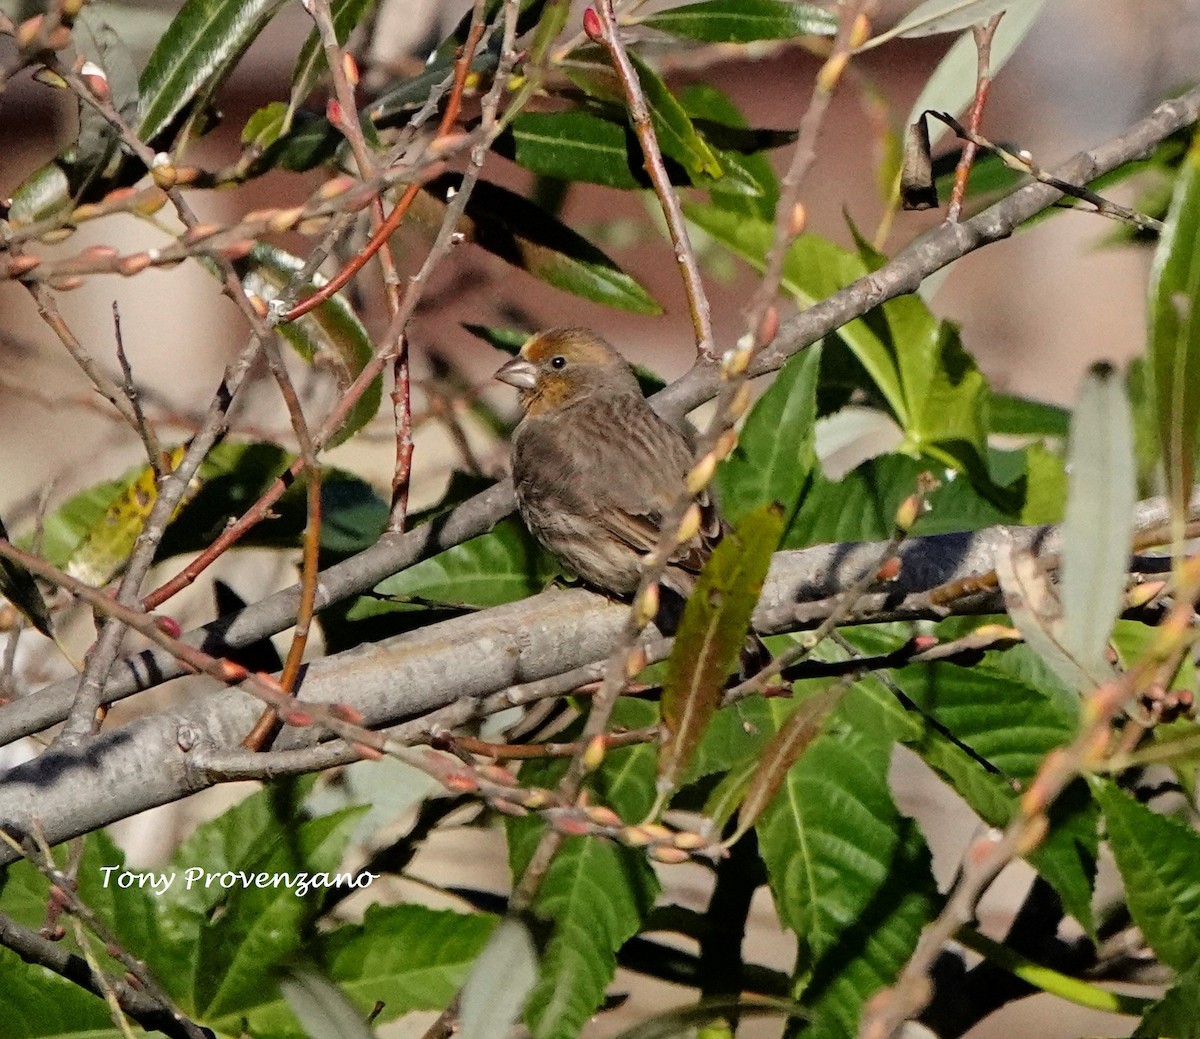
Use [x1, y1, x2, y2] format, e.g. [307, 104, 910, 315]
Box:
[572, 397, 722, 574]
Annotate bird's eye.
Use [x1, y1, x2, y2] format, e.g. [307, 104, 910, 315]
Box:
[550, 355, 567, 370]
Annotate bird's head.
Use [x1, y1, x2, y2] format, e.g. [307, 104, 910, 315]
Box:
[494, 328, 641, 416]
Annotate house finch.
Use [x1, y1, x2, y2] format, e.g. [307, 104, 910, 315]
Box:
[494, 327, 721, 600]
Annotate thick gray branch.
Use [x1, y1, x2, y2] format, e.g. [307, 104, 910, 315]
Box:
[0, 496, 1177, 865]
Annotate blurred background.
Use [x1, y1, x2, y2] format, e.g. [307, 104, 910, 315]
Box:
[1, 1, 1198, 1034]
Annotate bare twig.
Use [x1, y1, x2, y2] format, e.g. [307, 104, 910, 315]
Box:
[589, 0, 715, 357]
[111, 302, 164, 479]
[929, 110, 1165, 233]
[946, 14, 1003, 222]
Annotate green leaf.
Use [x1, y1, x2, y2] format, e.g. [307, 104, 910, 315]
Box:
[987, 392, 1071, 438]
[241, 905, 497, 1035]
[498, 111, 644, 190]
[679, 84, 784, 220]
[1095, 779, 1200, 973]
[460, 919, 539, 1039]
[627, 52, 722, 178]
[784, 448, 1036, 550]
[0, 947, 125, 1038]
[418, 174, 661, 313]
[1135, 961, 1200, 1039]
[240, 245, 382, 448]
[1148, 128, 1200, 531]
[0, 515, 53, 638]
[242, 100, 289, 149]
[717, 346, 820, 525]
[561, 51, 722, 180]
[153, 779, 315, 1009]
[357, 517, 560, 616]
[660, 504, 785, 794]
[291, 0, 377, 105]
[153, 442, 387, 561]
[194, 807, 367, 1018]
[686, 203, 999, 501]
[754, 695, 938, 1035]
[508, 699, 661, 1039]
[138, 0, 287, 147]
[892, 645, 1098, 932]
[640, 0, 835, 42]
[1059, 364, 1136, 679]
[6, 162, 73, 230]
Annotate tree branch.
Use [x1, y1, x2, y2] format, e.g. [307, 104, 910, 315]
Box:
[0, 492, 1187, 859]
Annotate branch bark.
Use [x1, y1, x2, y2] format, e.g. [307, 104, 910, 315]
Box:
[0, 491, 1183, 862]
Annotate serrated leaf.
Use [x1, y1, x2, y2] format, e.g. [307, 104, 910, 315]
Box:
[890, 643, 1097, 932]
[291, 0, 377, 105]
[904, 0, 1047, 149]
[685, 203, 1000, 503]
[0, 515, 53, 638]
[152, 778, 315, 1009]
[0, 947, 125, 1038]
[194, 806, 366, 1018]
[1134, 961, 1200, 1039]
[717, 346, 820, 525]
[728, 685, 845, 844]
[241, 245, 382, 448]
[1148, 129, 1200, 532]
[238, 905, 496, 1035]
[460, 919, 539, 1039]
[754, 698, 938, 1035]
[660, 504, 785, 794]
[640, 0, 836, 42]
[508, 699, 660, 1039]
[416, 174, 660, 313]
[137, 0, 287, 147]
[1094, 779, 1200, 973]
[1059, 364, 1136, 679]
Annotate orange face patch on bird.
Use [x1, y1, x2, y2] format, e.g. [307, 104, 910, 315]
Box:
[494, 328, 723, 599]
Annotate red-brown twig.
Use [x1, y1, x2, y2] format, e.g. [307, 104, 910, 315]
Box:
[282, 4, 486, 322]
[946, 13, 1003, 222]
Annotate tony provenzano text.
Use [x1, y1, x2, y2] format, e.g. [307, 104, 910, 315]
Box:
[97, 866, 380, 898]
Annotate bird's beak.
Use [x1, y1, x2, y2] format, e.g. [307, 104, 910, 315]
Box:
[494, 355, 538, 391]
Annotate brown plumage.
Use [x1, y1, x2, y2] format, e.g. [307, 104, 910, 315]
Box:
[495, 328, 722, 598]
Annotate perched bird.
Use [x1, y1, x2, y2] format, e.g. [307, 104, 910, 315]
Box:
[494, 327, 721, 600]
